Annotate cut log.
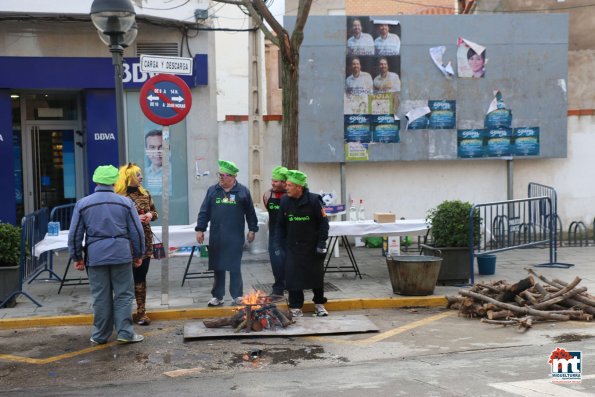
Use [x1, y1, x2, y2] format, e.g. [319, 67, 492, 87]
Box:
[531, 286, 587, 310]
[487, 310, 513, 320]
[496, 276, 534, 302]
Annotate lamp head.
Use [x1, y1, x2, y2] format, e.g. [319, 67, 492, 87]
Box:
[91, 0, 136, 35]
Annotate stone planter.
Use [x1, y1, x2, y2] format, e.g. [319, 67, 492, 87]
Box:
[0, 264, 20, 308]
[421, 245, 471, 285]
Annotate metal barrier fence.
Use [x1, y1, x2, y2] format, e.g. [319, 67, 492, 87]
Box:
[469, 196, 573, 285]
[528, 182, 563, 261]
[0, 208, 50, 308]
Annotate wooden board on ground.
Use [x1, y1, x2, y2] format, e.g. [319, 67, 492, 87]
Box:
[183, 314, 379, 340]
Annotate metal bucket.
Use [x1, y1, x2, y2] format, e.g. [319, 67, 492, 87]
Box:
[386, 255, 443, 296]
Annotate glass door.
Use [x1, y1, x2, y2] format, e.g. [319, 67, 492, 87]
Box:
[20, 93, 84, 214]
[26, 126, 78, 210]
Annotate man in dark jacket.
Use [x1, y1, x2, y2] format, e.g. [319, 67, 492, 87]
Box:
[195, 160, 259, 307]
[276, 170, 330, 317]
[68, 165, 145, 344]
[263, 166, 288, 300]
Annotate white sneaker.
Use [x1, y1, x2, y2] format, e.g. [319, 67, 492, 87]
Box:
[314, 304, 328, 317]
[207, 297, 224, 307]
[117, 334, 144, 343]
[232, 297, 244, 306]
[290, 308, 303, 317]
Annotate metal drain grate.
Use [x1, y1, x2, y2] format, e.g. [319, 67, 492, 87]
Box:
[251, 282, 340, 295]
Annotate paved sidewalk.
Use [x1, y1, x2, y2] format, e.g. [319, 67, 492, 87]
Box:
[1, 244, 594, 327]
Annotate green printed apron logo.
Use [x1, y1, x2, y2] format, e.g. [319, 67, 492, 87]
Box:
[268, 202, 280, 211]
[288, 214, 310, 222]
[216, 195, 237, 205]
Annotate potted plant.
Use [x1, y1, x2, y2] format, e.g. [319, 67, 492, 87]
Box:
[422, 200, 480, 285]
[0, 222, 22, 307]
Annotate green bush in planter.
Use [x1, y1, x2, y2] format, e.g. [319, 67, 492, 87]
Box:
[0, 222, 21, 267]
[426, 200, 481, 247]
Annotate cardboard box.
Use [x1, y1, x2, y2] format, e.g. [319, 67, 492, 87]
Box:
[373, 212, 396, 223]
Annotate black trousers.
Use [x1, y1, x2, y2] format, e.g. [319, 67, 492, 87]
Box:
[133, 257, 150, 283]
[288, 288, 325, 309]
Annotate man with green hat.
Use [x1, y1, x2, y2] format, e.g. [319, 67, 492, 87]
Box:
[274, 170, 330, 317]
[195, 159, 259, 306]
[68, 165, 146, 344]
[263, 166, 288, 299]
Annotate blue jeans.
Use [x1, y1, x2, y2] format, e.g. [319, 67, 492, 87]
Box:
[87, 263, 136, 342]
[211, 270, 243, 300]
[268, 242, 286, 295]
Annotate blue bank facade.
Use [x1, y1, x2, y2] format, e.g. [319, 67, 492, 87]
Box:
[0, 55, 208, 225]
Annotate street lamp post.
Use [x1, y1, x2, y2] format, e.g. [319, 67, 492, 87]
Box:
[90, 0, 137, 165]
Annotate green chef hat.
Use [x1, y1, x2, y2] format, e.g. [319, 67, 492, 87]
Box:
[287, 170, 307, 187]
[92, 165, 120, 185]
[218, 159, 239, 176]
[271, 166, 288, 181]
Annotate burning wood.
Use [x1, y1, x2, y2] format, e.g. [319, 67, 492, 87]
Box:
[203, 290, 294, 332]
[447, 270, 594, 332]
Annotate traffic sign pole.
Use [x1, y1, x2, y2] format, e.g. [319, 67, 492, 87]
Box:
[139, 74, 192, 306]
[161, 126, 170, 305]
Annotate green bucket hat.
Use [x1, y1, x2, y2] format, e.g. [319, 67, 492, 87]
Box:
[218, 159, 239, 176]
[92, 165, 119, 185]
[287, 170, 307, 187]
[271, 166, 288, 181]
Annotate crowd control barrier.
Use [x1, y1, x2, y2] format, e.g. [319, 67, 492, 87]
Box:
[469, 195, 573, 285]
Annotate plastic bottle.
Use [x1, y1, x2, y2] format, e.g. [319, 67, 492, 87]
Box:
[358, 199, 365, 222]
[349, 199, 357, 222]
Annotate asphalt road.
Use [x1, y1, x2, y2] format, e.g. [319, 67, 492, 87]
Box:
[1, 308, 594, 396]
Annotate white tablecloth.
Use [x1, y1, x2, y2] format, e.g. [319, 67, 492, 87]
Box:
[34, 224, 209, 257]
[34, 219, 428, 257]
[329, 219, 428, 237]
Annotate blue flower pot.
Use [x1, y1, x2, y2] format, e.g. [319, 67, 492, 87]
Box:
[477, 254, 496, 275]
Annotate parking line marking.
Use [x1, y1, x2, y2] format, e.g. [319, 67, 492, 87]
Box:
[306, 311, 455, 346]
[0, 327, 175, 365]
[357, 311, 455, 346]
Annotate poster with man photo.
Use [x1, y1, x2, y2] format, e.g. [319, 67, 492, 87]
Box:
[457, 38, 486, 78]
[371, 20, 401, 56]
[144, 126, 172, 196]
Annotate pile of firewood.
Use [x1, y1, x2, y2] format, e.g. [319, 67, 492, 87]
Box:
[203, 294, 294, 333]
[447, 268, 595, 331]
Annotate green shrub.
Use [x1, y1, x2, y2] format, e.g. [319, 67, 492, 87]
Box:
[426, 200, 480, 247]
[0, 223, 21, 266]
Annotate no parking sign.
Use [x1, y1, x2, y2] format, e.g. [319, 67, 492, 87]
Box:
[139, 74, 192, 125]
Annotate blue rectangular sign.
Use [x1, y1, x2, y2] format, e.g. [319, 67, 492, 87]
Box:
[0, 55, 208, 89]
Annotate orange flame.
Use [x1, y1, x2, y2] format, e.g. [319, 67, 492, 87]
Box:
[237, 289, 267, 307]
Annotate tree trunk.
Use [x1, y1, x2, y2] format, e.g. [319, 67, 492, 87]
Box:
[281, 48, 300, 169]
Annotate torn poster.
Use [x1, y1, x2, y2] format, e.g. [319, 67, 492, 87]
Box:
[457, 37, 486, 78]
[405, 106, 431, 130]
[429, 46, 454, 79]
[485, 90, 512, 128]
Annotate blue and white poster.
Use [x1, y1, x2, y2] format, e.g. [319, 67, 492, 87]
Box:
[457, 129, 485, 158]
[371, 114, 400, 143]
[486, 128, 512, 157]
[429, 100, 456, 129]
[344, 114, 371, 143]
[513, 127, 540, 156]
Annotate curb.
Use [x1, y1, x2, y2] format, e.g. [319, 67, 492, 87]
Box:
[0, 296, 447, 329]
